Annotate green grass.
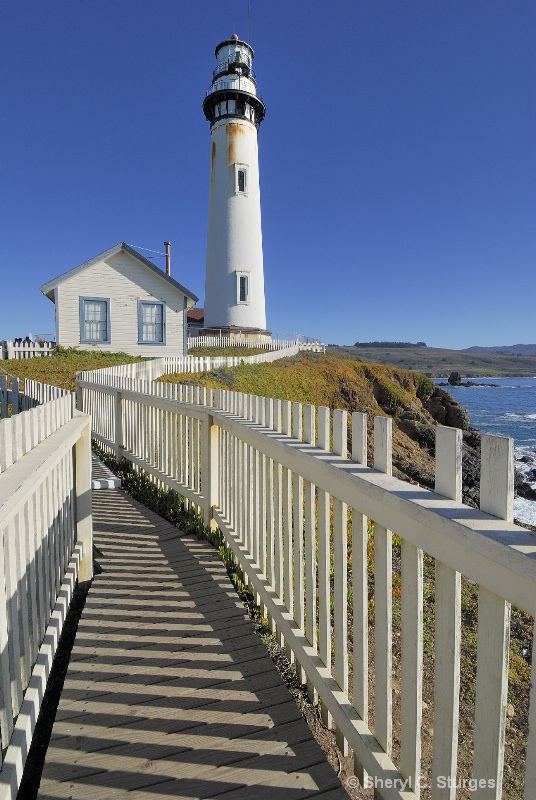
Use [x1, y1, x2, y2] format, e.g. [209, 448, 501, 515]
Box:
[1, 347, 147, 391]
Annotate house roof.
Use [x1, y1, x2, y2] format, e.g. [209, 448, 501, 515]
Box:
[187, 308, 205, 321]
[39, 242, 199, 305]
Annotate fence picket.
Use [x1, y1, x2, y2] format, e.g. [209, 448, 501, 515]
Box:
[351, 411, 368, 782]
[333, 409, 349, 754]
[374, 415, 393, 758]
[292, 403, 304, 638]
[432, 426, 462, 800]
[316, 406, 332, 728]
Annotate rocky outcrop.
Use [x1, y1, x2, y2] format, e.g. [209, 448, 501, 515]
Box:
[423, 388, 470, 429]
[448, 371, 462, 386]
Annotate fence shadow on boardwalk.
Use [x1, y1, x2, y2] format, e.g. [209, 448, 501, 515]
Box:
[35, 489, 348, 800]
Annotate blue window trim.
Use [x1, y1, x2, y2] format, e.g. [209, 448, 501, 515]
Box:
[79, 296, 111, 344]
[137, 300, 166, 345]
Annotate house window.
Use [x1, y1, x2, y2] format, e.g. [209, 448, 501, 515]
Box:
[235, 164, 248, 195]
[138, 301, 165, 344]
[236, 272, 249, 304]
[80, 297, 110, 343]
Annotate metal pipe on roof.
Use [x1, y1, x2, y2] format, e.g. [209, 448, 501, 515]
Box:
[164, 241, 171, 276]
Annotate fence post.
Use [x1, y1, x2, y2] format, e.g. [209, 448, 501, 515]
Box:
[432, 426, 462, 798]
[75, 375, 83, 411]
[75, 413, 93, 582]
[202, 413, 219, 529]
[114, 390, 123, 462]
[472, 435, 513, 799]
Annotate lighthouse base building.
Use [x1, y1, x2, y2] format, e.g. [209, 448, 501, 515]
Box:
[201, 35, 270, 342]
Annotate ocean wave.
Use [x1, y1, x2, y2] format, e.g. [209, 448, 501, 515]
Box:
[505, 412, 536, 420]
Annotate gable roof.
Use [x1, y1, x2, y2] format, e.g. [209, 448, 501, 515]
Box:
[40, 242, 199, 304]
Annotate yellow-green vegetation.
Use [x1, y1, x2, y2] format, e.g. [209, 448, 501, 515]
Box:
[160, 352, 436, 415]
[162, 352, 532, 710]
[188, 346, 271, 356]
[1, 347, 147, 391]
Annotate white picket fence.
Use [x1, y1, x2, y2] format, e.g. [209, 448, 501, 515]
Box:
[76, 343, 301, 387]
[0, 392, 92, 800]
[0, 341, 55, 360]
[187, 335, 295, 350]
[187, 335, 326, 353]
[0, 376, 74, 418]
[76, 374, 536, 800]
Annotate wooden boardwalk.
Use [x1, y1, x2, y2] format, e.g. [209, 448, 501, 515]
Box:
[37, 489, 349, 799]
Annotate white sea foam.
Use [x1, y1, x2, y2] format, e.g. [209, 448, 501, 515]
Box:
[514, 497, 536, 527]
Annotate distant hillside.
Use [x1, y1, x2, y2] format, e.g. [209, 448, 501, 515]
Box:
[352, 341, 427, 348]
[462, 344, 536, 355]
[328, 344, 536, 377]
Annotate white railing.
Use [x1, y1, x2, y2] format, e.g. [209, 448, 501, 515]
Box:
[0, 396, 92, 800]
[0, 341, 55, 360]
[77, 375, 536, 800]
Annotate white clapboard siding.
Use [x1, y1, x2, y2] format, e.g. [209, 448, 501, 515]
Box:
[0, 396, 91, 800]
[76, 373, 536, 800]
[56, 250, 188, 356]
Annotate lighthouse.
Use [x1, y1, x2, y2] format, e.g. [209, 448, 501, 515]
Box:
[202, 35, 269, 339]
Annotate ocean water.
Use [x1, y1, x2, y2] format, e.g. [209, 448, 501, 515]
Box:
[434, 377, 536, 526]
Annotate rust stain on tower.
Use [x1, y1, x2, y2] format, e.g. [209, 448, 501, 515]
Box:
[227, 123, 245, 165]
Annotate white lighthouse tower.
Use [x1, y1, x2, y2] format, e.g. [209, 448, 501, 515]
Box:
[202, 34, 269, 339]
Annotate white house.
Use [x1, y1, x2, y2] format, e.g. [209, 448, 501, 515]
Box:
[40, 242, 198, 357]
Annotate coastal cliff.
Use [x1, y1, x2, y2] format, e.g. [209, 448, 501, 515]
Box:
[161, 352, 485, 508]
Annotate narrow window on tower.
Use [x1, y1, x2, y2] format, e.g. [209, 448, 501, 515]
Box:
[235, 164, 248, 195]
[236, 272, 250, 304]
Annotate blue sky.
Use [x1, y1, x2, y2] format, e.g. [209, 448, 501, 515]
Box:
[1, 1, 534, 348]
